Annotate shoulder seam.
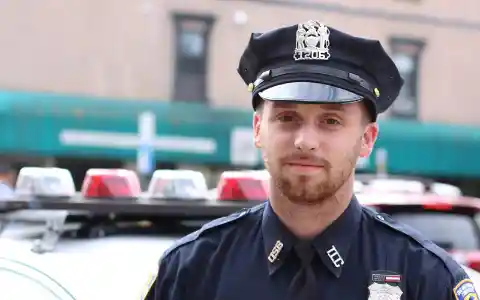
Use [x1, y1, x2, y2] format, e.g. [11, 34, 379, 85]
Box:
[161, 202, 266, 260]
[363, 207, 462, 281]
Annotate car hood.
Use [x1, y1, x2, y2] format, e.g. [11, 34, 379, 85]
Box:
[0, 235, 176, 300]
[1, 233, 480, 300]
[464, 266, 480, 285]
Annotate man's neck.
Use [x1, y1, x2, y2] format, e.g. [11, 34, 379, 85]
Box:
[269, 179, 354, 239]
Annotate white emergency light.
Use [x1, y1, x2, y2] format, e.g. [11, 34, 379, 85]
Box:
[146, 169, 208, 200]
[15, 167, 76, 198]
[430, 182, 462, 197]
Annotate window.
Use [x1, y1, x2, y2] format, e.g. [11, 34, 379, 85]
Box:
[172, 13, 216, 103]
[390, 212, 480, 250]
[388, 38, 425, 119]
[179, 30, 205, 58]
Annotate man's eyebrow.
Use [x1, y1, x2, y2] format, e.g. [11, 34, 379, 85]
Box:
[270, 102, 350, 112]
[322, 104, 346, 112]
[271, 102, 298, 109]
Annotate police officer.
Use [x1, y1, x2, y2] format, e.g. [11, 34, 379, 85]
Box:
[144, 20, 479, 300]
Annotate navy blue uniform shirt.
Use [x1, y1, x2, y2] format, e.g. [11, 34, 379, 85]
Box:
[144, 197, 479, 300]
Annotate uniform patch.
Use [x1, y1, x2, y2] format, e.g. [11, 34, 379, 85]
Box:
[454, 279, 479, 300]
[368, 270, 403, 300]
[162, 205, 260, 259]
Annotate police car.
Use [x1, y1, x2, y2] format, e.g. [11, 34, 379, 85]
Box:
[0, 167, 251, 300]
[357, 191, 480, 272]
[355, 174, 463, 196]
[0, 167, 479, 299]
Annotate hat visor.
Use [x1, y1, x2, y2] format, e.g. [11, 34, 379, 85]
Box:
[258, 82, 363, 103]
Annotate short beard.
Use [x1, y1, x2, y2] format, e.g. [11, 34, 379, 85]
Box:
[275, 168, 352, 206]
[269, 139, 361, 206]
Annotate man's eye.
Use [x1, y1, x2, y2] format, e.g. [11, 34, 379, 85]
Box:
[325, 118, 341, 125]
[278, 115, 295, 122]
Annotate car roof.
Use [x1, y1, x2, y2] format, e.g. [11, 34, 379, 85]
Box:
[355, 174, 435, 185]
[355, 175, 462, 196]
[357, 192, 480, 210]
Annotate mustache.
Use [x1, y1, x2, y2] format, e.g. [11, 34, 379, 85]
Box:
[280, 153, 331, 169]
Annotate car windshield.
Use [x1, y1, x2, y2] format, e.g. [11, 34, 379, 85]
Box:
[390, 212, 480, 250]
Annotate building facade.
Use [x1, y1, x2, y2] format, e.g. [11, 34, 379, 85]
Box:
[0, 0, 479, 124]
[0, 0, 479, 190]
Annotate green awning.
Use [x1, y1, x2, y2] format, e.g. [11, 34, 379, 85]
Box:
[368, 119, 480, 177]
[0, 90, 479, 177]
[0, 90, 251, 164]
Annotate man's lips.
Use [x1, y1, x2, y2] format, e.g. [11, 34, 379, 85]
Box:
[285, 161, 325, 168]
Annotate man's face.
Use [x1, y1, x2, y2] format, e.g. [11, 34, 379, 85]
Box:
[253, 100, 378, 205]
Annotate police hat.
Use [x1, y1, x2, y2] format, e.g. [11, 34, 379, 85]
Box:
[237, 21, 404, 121]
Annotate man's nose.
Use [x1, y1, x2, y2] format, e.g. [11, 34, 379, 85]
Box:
[294, 126, 320, 151]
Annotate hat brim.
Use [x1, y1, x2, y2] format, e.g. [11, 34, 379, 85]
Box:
[258, 82, 363, 103]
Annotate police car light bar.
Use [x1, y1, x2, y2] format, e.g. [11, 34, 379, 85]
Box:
[0, 196, 263, 253]
[15, 167, 76, 198]
[0, 196, 261, 218]
[81, 168, 141, 199]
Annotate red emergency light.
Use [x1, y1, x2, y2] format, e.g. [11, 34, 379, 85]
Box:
[451, 251, 480, 273]
[216, 171, 269, 201]
[81, 168, 141, 199]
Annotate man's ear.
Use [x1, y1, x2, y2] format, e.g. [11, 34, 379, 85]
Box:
[359, 122, 378, 158]
[253, 112, 262, 148]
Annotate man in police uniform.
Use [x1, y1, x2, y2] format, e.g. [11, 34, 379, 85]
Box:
[144, 21, 479, 300]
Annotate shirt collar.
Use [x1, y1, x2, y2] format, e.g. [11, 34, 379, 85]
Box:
[261, 195, 362, 278]
[261, 202, 296, 276]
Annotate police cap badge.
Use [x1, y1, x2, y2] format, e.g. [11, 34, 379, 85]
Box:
[237, 20, 404, 121]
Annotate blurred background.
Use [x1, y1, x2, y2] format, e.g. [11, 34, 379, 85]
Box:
[0, 0, 479, 196]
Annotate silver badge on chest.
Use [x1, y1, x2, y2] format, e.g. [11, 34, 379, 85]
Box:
[368, 282, 403, 300]
[368, 271, 403, 300]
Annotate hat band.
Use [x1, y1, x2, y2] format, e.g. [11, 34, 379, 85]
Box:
[252, 64, 375, 96]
